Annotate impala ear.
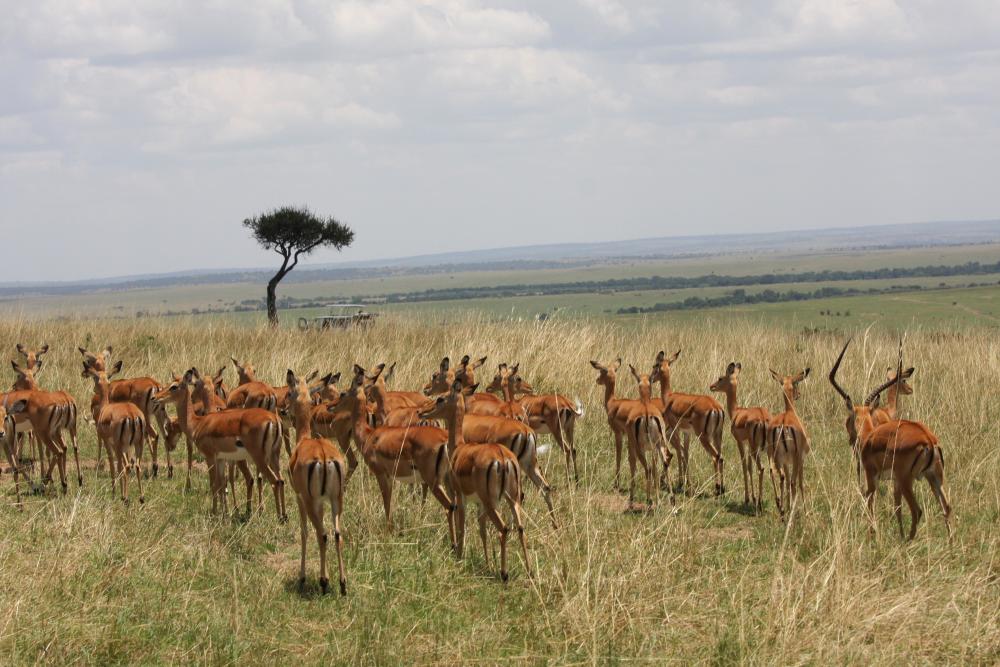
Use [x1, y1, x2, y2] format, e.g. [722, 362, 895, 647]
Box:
[474, 356, 487, 369]
[353, 364, 365, 377]
[669, 350, 681, 364]
[214, 366, 226, 380]
[462, 383, 479, 396]
[460, 355, 470, 367]
[589, 360, 605, 371]
[10, 360, 23, 374]
[383, 362, 395, 383]
[902, 367, 915, 379]
[39, 344, 49, 355]
[629, 364, 641, 382]
[440, 357, 450, 371]
[230, 356, 240, 368]
[305, 369, 319, 383]
[612, 357, 622, 371]
[108, 359, 124, 380]
[725, 362, 737, 376]
[189, 367, 202, 381]
[769, 369, 782, 383]
[286, 369, 296, 389]
[15, 344, 26, 356]
[451, 379, 463, 393]
[797, 368, 811, 383]
[510, 363, 519, 374]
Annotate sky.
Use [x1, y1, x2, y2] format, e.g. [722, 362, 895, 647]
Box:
[2, 1, 999, 282]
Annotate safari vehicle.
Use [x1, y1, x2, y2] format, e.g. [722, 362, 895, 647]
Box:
[297, 303, 379, 331]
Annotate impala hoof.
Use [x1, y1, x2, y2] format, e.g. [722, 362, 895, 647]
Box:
[319, 577, 329, 595]
[340, 579, 347, 596]
[139, 496, 145, 505]
[167, 466, 174, 479]
[500, 571, 509, 583]
[78, 476, 84, 487]
[152, 464, 159, 478]
[298, 577, 306, 592]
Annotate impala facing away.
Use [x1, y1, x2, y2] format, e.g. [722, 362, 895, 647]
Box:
[829, 340, 951, 540]
[650, 350, 726, 496]
[286, 369, 348, 595]
[623, 365, 673, 509]
[85, 363, 146, 504]
[421, 380, 530, 582]
[0, 399, 29, 506]
[765, 367, 810, 521]
[711, 363, 771, 511]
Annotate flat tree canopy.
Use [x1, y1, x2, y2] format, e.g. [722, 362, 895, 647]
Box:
[243, 206, 354, 325]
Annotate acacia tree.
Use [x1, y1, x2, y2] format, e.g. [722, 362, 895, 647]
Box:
[243, 206, 354, 326]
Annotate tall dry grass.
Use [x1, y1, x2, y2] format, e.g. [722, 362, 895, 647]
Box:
[0, 312, 997, 664]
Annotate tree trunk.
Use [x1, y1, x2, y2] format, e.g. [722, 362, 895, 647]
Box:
[266, 275, 281, 327]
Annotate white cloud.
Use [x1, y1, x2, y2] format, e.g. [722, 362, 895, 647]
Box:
[1, 0, 999, 281]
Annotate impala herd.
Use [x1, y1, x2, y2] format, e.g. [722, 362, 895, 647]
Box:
[0, 341, 952, 595]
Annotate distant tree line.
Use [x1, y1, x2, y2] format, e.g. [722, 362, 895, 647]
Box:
[358, 261, 1000, 304]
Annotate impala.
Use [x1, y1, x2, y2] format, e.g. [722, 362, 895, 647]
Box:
[85, 364, 147, 504]
[829, 340, 952, 540]
[0, 399, 29, 507]
[590, 358, 636, 490]
[6, 361, 82, 490]
[13, 343, 49, 385]
[421, 380, 529, 582]
[765, 367, 810, 521]
[650, 350, 726, 496]
[710, 363, 771, 511]
[286, 369, 349, 595]
[155, 369, 286, 520]
[623, 365, 673, 509]
[79, 347, 171, 477]
[874, 348, 914, 425]
[341, 366, 456, 537]
[420, 378, 556, 527]
[493, 364, 584, 484]
[470, 363, 526, 421]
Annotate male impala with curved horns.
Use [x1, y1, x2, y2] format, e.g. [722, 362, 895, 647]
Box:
[420, 380, 530, 582]
[711, 363, 771, 511]
[650, 350, 726, 496]
[829, 340, 952, 540]
[765, 367, 810, 521]
[286, 369, 348, 595]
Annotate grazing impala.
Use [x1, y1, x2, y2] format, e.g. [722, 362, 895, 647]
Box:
[829, 340, 951, 540]
[0, 399, 29, 507]
[79, 347, 170, 477]
[650, 350, 726, 496]
[340, 366, 456, 537]
[623, 365, 673, 509]
[155, 369, 286, 520]
[85, 364, 147, 504]
[711, 363, 772, 511]
[6, 361, 82, 490]
[421, 380, 529, 582]
[286, 369, 349, 595]
[765, 367, 810, 521]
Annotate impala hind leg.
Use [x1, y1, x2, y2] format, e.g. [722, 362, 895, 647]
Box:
[306, 500, 329, 594]
[235, 461, 254, 517]
[485, 507, 510, 582]
[375, 474, 395, 531]
[523, 460, 557, 528]
[296, 495, 309, 591]
[926, 467, 953, 540]
[735, 436, 750, 506]
[892, 482, 905, 539]
[611, 423, 623, 491]
[454, 495, 467, 559]
[3, 441, 23, 509]
[477, 509, 492, 568]
[900, 483, 923, 541]
[507, 495, 530, 578]
[697, 431, 723, 496]
[330, 494, 347, 596]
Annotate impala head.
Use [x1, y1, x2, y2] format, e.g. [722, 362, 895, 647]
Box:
[359, 363, 387, 399]
[710, 362, 741, 394]
[16, 343, 49, 372]
[886, 366, 915, 396]
[457, 355, 487, 387]
[285, 369, 315, 413]
[590, 358, 622, 387]
[423, 356, 454, 395]
[419, 379, 465, 421]
[81, 360, 123, 389]
[0, 399, 27, 442]
[79, 345, 113, 373]
[188, 366, 221, 406]
[11, 359, 41, 391]
[629, 364, 653, 401]
[153, 371, 192, 407]
[314, 371, 342, 403]
[650, 349, 681, 389]
[230, 356, 256, 384]
[769, 366, 810, 402]
[505, 363, 534, 396]
[828, 339, 903, 446]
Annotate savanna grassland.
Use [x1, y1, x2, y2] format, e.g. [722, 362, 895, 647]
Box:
[0, 313, 998, 665]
